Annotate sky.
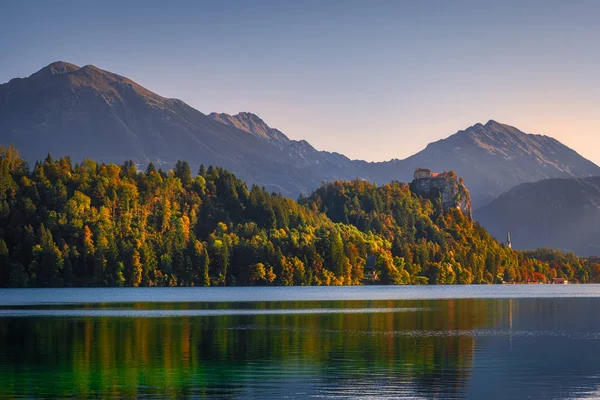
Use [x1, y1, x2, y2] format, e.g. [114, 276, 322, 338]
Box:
[1, 0, 599, 164]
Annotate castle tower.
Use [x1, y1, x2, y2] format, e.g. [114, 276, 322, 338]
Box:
[506, 232, 512, 249]
[414, 168, 432, 180]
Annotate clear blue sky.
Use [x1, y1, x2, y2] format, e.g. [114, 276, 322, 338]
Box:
[1, 0, 599, 163]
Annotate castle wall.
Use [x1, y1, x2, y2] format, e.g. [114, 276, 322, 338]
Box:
[414, 170, 432, 180]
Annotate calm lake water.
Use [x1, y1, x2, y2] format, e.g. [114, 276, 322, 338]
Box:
[1, 285, 600, 399]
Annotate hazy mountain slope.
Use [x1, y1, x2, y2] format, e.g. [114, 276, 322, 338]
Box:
[208, 111, 363, 180]
[475, 177, 600, 256]
[209, 112, 289, 144]
[0, 62, 322, 195]
[361, 120, 600, 207]
[209, 114, 600, 207]
[2, 62, 598, 204]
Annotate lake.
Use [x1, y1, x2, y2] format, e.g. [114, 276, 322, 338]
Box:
[1, 285, 600, 399]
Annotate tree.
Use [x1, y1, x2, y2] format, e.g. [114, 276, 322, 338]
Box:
[0, 239, 9, 286]
[31, 224, 63, 287]
[196, 245, 207, 286]
[146, 162, 156, 174]
[129, 249, 142, 287]
[250, 262, 267, 284]
[174, 160, 192, 187]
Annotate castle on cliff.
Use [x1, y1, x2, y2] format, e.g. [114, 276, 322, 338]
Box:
[411, 168, 472, 219]
[414, 168, 450, 180]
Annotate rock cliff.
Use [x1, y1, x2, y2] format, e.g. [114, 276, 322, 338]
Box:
[410, 170, 472, 219]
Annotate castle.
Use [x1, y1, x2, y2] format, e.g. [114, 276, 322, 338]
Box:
[414, 168, 438, 180]
[411, 168, 472, 219]
[414, 168, 456, 180]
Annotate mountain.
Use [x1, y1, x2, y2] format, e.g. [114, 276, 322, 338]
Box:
[208, 111, 363, 181]
[2, 62, 599, 206]
[209, 112, 289, 144]
[0, 61, 323, 195]
[476, 177, 600, 256]
[363, 120, 600, 207]
[209, 113, 600, 207]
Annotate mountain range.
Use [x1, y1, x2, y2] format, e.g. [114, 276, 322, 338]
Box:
[0, 61, 322, 194]
[1, 61, 599, 210]
[370, 120, 600, 206]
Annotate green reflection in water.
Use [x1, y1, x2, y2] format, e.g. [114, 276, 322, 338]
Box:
[0, 299, 509, 398]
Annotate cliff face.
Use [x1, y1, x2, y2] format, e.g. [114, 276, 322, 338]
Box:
[411, 173, 472, 219]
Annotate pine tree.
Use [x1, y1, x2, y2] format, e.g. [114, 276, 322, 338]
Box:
[130, 250, 142, 287]
[174, 160, 192, 187]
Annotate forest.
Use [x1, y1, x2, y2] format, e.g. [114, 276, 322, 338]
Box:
[0, 146, 597, 287]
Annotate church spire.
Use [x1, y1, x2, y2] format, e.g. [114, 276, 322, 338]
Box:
[506, 232, 512, 249]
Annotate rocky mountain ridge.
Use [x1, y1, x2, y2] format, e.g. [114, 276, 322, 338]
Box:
[1, 61, 599, 208]
[375, 120, 600, 206]
[0, 62, 323, 195]
[209, 112, 600, 207]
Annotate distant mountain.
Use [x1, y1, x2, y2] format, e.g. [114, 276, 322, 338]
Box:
[363, 120, 600, 207]
[0, 62, 325, 195]
[209, 112, 289, 144]
[2, 62, 599, 206]
[208, 113, 600, 207]
[208, 111, 362, 181]
[476, 177, 600, 256]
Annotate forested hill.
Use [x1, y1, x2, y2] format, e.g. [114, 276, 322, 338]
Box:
[0, 147, 596, 287]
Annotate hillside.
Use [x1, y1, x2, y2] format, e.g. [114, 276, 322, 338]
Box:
[1, 148, 594, 287]
[476, 177, 600, 256]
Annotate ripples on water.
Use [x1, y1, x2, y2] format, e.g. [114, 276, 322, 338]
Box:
[0, 307, 425, 318]
[2, 284, 600, 305]
[0, 286, 600, 399]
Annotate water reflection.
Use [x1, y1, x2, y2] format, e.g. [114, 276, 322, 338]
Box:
[0, 297, 599, 398]
[0, 306, 424, 317]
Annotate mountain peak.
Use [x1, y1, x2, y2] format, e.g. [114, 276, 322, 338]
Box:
[235, 111, 264, 122]
[485, 119, 503, 128]
[483, 120, 522, 135]
[30, 61, 80, 79]
[209, 112, 290, 143]
[464, 119, 511, 133]
[406, 119, 600, 207]
[462, 120, 524, 140]
[80, 64, 102, 73]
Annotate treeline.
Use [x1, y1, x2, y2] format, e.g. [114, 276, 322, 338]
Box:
[0, 146, 597, 287]
[302, 180, 599, 283]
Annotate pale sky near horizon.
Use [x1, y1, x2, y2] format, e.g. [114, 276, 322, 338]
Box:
[1, 0, 599, 164]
